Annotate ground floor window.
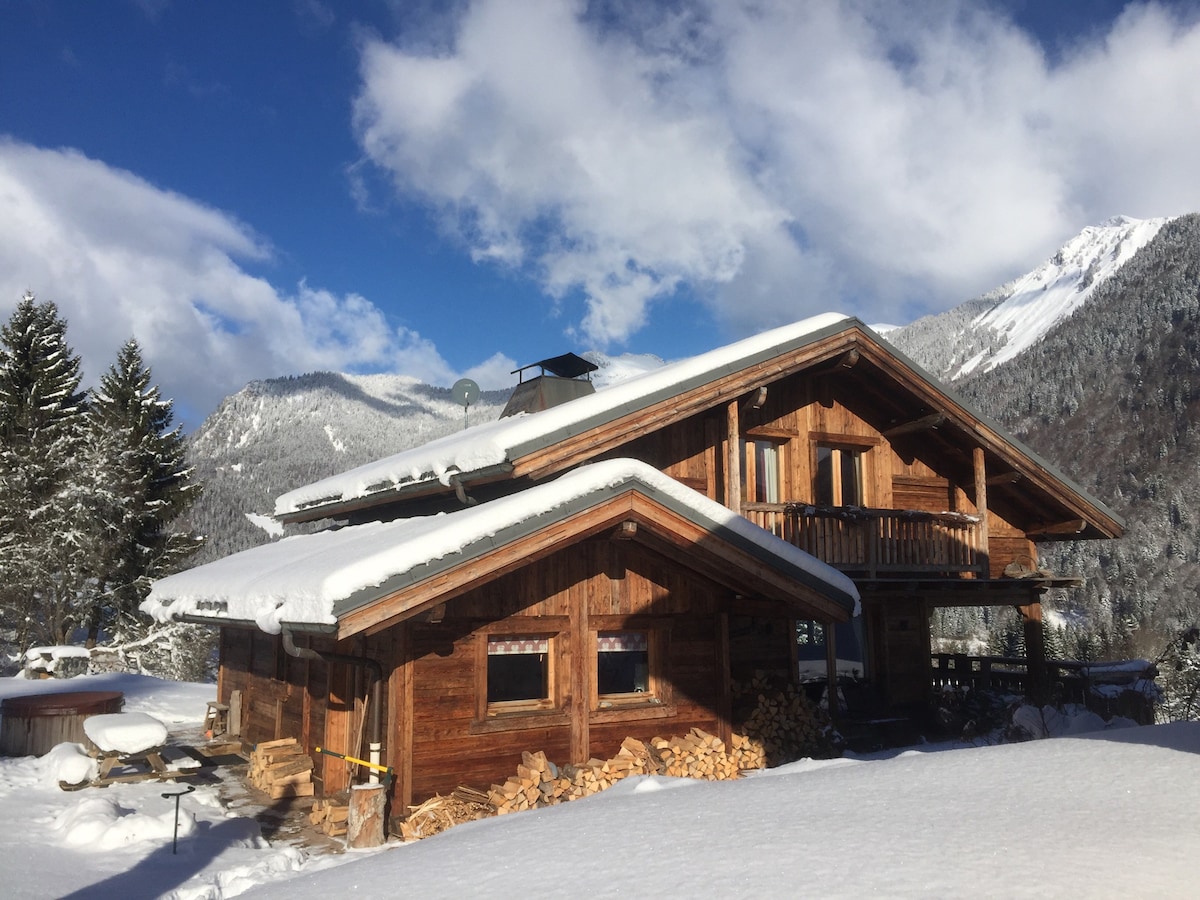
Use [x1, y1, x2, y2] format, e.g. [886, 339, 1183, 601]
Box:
[596, 630, 661, 708]
[486, 635, 553, 712]
[597, 631, 650, 694]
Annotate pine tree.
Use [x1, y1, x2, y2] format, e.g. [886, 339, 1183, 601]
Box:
[87, 339, 201, 643]
[0, 293, 91, 647]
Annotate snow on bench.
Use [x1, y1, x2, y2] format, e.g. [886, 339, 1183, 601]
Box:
[83, 713, 169, 755]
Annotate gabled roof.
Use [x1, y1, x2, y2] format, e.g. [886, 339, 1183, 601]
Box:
[275, 313, 852, 520]
[145, 459, 860, 639]
[273, 312, 1123, 541]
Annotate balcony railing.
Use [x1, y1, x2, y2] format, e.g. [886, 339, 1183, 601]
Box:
[742, 503, 985, 577]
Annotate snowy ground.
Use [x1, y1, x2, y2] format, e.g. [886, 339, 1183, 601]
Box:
[3, 673, 1199, 899]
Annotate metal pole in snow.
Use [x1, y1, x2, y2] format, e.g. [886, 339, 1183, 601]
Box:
[162, 785, 195, 854]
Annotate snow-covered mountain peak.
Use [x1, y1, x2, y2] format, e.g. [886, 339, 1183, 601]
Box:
[953, 215, 1174, 378]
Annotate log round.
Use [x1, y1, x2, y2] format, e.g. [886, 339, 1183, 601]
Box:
[0, 691, 125, 757]
[347, 783, 387, 848]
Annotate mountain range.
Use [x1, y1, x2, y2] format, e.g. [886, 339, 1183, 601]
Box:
[182, 214, 1200, 660]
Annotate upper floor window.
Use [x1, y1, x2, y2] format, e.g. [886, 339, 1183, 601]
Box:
[742, 438, 783, 503]
[816, 444, 864, 506]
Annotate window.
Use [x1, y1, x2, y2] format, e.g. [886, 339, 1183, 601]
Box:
[486, 634, 553, 713]
[796, 618, 867, 681]
[742, 438, 783, 503]
[596, 631, 661, 708]
[815, 444, 864, 506]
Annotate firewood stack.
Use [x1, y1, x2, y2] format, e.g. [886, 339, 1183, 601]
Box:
[729, 731, 768, 770]
[248, 738, 316, 800]
[732, 670, 837, 765]
[484, 730, 745, 816]
[394, 786, 494, 841]
[309, 797, 350, 837]
[394, 721, 819, 841]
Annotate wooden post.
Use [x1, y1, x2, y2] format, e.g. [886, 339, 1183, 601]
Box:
[973, 447, 990, 579]
[347, 783, 387, 848]
[824, 621, 839, 720]
[569, 593, 589, 763]
[228, 689, 242, 737]
[396, 624, 414, 815]
[716, 612, 732, 746]
[726, 400, 741, 515]
[1018, 599, 1048, 704]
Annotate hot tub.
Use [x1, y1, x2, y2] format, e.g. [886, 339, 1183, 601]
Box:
[0, 691, 125, 757]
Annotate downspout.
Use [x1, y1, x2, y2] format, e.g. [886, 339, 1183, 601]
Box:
[448, 472, 477, 506]
[281, 627, 385, 784]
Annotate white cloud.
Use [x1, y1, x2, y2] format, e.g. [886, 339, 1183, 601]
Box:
[0, 140, 504, 426]
[352, 0, 1200, 341]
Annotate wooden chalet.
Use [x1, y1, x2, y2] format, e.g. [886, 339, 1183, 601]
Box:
[145, 312, 1122, 810]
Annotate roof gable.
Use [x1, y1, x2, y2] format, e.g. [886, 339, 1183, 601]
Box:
[145, 459, 859, 638]
[275, 313, 852, 520]
[273, 313, 1121, 540]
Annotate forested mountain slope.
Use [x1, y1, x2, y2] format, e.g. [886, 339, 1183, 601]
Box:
[892, 214, 1200, 657]
[182, 372, 512, 564]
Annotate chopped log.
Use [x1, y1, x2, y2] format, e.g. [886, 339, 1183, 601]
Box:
[348, 783, 386, 849]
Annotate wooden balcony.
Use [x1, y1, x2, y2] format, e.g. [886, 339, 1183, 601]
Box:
[742, 503, 985, 577]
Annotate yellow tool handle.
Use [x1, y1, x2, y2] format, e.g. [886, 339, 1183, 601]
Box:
[314, 746, 394, 775]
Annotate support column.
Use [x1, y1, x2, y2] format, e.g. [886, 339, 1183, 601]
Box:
[726, 400, 741, 515]
[825, 621, 840, 720]
[973, 447, 990, 579]
[716, 612, 732, 746]
[1018, 599, 1048, 704]
[569, 596, 589, 763]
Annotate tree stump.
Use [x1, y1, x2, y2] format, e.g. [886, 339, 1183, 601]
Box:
[347, 783, 387, 848]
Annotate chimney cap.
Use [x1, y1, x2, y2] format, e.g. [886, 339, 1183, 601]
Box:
[510, 352, 599, 382]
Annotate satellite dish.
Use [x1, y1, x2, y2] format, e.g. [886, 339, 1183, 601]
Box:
[451, 378, 480, 429]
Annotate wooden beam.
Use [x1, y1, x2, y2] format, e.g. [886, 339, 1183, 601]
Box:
[612, 520, 638, 540]
[570, 585, 589, 763]
[1017, 601, 1047, 704]
[974, 446, 990, 580]
[741, 386, 768, 412]
[1028, 519, 1086, 538]
[716, 612, 732, 747]
[825, 621, 839, 719]
[726, 399, 741, 515]
[395, 624, 413, 815]
[883, 412, 945, 439]
[987, 471, 1023, 487]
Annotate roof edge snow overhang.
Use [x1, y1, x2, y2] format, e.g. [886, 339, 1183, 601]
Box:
[174, 614, 338, 634]
[150, 463, 858, 639]
[329, 471, 859, 639]
[275, 461, 515, 525]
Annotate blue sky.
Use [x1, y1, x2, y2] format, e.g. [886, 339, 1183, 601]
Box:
[2, 0, 1199, 427]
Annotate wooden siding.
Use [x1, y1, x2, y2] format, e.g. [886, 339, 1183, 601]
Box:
[599, 367, 1045, 580]
[404, 540, 735, 802]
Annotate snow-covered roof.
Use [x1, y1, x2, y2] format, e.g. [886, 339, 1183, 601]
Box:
[145, 459, 859, 634]
[275, 312, 852, 518]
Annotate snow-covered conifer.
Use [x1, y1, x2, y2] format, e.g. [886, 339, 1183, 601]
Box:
[87, 338, 201, 644]
[0, 293, 91, 647]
